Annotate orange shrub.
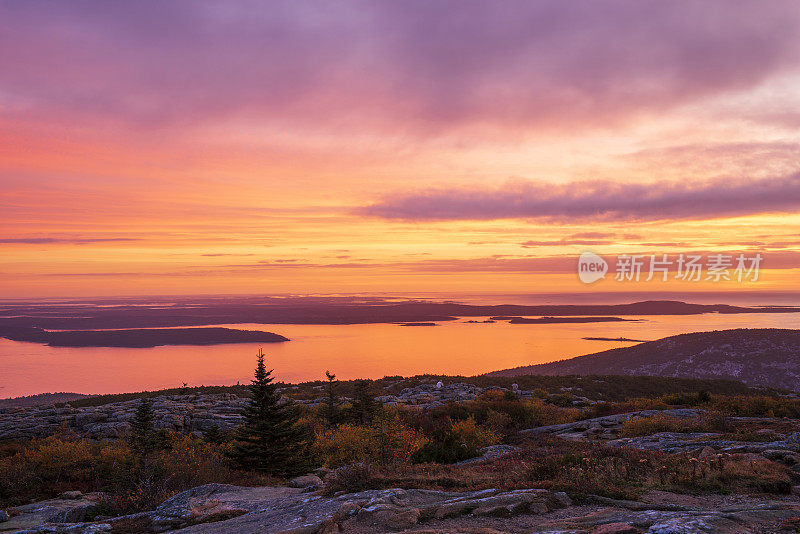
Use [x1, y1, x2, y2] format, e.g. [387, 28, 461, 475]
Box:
[312, 417, 427, 467]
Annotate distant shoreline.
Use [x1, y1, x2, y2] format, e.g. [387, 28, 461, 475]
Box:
[1, 299, 798, 331]
[582, 336, 648, 342]
[493, 316, 638, 324]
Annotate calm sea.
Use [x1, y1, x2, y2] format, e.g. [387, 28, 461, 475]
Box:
[2, 312, 800, 398]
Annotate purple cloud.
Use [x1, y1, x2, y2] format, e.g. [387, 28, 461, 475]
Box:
[362, 173, 800, 222]
[1, 1, 799, 133]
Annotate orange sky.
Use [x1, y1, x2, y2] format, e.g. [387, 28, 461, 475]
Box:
[2, 2, 800, 299]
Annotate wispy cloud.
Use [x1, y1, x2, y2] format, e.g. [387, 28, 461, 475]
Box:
[520, 239, 614, 247]
[362, 173, 800, 222]
[0, 237, 138, 245]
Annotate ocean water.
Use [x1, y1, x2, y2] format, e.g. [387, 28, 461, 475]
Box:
[2, 312, 800, 398]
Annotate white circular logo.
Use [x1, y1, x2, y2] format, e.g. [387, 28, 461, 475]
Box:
[578, 252, 608, 284]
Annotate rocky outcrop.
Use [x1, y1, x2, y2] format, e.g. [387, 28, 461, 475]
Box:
[8, 485, 800, 534]
[0, 394, 247, 441]
[0, 492, 100, 533]
[0, 382, 557, 441]
[520, 409, 702, 441]
[376, 381, 593, 408]
[454, 445, 520, 465]
[522, 410, 800, 469]
[534, 497, 800, 534]
[605, 432, 800, 456]
[376, 383, 486, 407]
[8, 484, 572, 534]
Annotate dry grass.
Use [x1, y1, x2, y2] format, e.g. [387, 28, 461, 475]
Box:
[620, 414, 730, 437]
[357, 434, 792, 500]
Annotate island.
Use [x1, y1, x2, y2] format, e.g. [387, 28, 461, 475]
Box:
[0, 326, 289, 348]
[493, 316, 638, 324]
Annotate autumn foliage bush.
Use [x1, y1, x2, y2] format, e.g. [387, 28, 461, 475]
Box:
[411, 415, 501, 464]
[0, 432, 269, 512]
[312, 416, 427, 467]
[414, 391, 580, 436]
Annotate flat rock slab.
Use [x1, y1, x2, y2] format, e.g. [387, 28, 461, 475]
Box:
[605, 433, 800, 455]
[173, 487, 571, 533]
[1, 496, 100, 533]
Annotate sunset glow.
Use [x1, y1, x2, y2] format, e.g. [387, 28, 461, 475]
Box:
[3, 1, 800, 298]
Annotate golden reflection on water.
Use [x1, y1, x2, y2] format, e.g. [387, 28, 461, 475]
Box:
[1, 313, 799, 397]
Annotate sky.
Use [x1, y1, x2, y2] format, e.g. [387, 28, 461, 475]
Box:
[2, 0, 800, 299]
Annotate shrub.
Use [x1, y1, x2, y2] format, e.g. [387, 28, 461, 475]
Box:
[313, 424, 383, 467]
[662, 390, 712, 406]
[411, 416, 499, 464]
[546, 394, 576, 407]
[609, 397, 671, 413]
[417, 395, 579, 436]
[0, 433, 268, 512]
[321, 463, 380, 495]
[710, 395, 800, 418]
[312, 415, 427, 467]
[0, 434, 99, 505]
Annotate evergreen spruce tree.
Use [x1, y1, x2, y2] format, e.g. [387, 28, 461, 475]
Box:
[130, 396, 155, 456]
[228, 349, 309, 477]
[349, 379, 378, 424]
[321, 370, 340, 426]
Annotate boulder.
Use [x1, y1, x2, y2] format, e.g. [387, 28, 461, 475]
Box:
[289, 475, 324, 491]
[455, 445, 519, 465]
[356, 503, 420, 529]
